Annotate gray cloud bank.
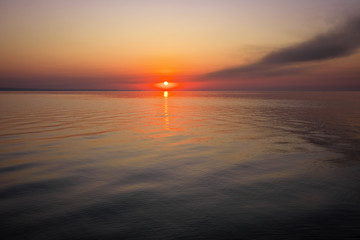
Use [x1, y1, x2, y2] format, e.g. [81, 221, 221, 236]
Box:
[206, 16, 360, 78]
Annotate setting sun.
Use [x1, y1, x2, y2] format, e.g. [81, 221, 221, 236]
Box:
[153, 80, 180, 90]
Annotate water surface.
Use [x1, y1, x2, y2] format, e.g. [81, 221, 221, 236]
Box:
[1, 91, 360, 239]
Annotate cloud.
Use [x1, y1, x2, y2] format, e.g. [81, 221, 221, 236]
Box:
[205, 16, 360, 78]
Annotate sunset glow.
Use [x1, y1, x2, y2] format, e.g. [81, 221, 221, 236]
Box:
[0, 0, 359, 90]
[1, 1, 360, 239]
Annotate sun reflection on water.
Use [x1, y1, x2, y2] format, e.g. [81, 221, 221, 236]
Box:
[163, 91, 169, 129]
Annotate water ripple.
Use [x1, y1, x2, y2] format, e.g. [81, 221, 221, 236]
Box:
[1, 91, 360, 240]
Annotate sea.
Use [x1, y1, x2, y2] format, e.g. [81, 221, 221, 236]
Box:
[1, 91, 360, 240]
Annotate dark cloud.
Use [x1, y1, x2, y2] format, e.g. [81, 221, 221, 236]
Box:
[205, 16, 360, 78]
[262, 16, 360, 64]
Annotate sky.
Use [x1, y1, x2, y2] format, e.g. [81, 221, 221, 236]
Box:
[0, 0, 360, 90]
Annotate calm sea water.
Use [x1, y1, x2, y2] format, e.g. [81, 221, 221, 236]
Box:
[1, 91, 360, 240]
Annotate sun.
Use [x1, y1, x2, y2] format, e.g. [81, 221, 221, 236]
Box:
[153, 80, 179, 90]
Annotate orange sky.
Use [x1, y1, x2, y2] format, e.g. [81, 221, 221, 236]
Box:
[0, 0, 360, 90]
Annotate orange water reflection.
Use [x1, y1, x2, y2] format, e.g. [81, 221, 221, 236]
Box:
[163, 91, 169, 130]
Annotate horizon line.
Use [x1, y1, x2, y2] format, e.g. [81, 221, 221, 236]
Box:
[1, 88, 360, 92]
